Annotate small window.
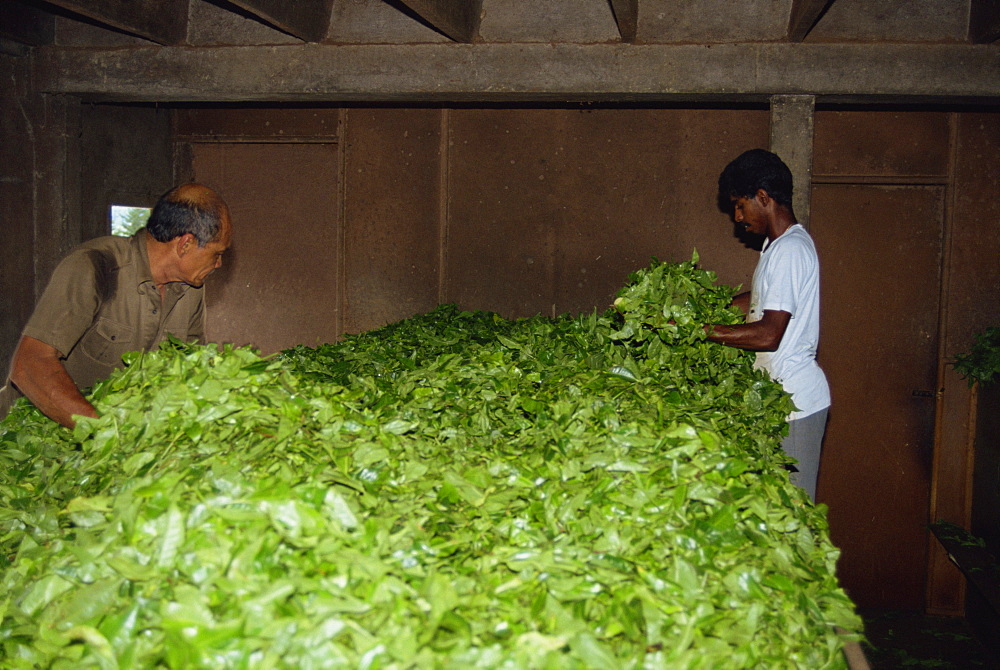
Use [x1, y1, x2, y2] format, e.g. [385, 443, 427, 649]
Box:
[110, 205, 152, 237]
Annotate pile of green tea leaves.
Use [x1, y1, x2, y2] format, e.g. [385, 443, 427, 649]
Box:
[0, 255, 860, 668]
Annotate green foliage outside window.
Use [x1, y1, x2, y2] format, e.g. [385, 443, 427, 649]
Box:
[110, 205, 151, 237]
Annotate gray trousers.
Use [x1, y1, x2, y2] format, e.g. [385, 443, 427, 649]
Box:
[781, 408, 828, 502]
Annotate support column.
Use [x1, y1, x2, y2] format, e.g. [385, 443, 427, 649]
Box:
[769, 94, 815, 227]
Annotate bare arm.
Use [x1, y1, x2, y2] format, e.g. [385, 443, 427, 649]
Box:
[704, 309, 791, 352]
[9, 336, 98, 428]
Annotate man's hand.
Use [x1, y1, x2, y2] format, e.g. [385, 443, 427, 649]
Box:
[9, 336, 98, 428]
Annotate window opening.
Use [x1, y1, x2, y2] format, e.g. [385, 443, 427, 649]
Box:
[110, 205, 152, 237]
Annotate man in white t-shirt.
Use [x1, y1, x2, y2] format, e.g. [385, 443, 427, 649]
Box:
[704, 149, 830, 501]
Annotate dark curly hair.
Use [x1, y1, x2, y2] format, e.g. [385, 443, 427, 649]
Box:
[718, 149, 794, 209]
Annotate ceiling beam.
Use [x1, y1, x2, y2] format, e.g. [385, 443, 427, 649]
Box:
[34, 42, 1000, 104]
[970, 0, 1000, 43]
[42, 0, 187, 45]
[787, 0, 835, 42]
[395, 0, 483, 43]
[609, 0, 638, 43]
[228, 0, 333, 43]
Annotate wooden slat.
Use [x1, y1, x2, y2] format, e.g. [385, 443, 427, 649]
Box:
[42, 0, 187, 45]
[970, 0, 1000, 43]
[609, 0, 638, 43]
[787, 0, 835, 42]
[228, 0, 334, 43]
[395, 0, 483, 43]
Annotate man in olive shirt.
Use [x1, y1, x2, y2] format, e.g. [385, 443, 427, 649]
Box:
[0, 183, 232, 428]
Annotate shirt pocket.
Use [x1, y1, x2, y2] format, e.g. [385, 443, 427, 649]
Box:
[76, 316, 136, 369]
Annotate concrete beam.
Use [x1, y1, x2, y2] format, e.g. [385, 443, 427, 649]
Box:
[396, 0, 483, 43]
[32, 42, 1000, 104]
[229, 0, 334, 43]
[787, 0, 834, 42]
[769, 95, 814, 227]
[41, 0, 187, 45]
[609, 0, 638, 43]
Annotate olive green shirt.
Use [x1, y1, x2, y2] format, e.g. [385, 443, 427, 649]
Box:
[3, 229, 204, 410]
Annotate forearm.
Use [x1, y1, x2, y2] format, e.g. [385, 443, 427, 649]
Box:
[9, 337, 98, 428]
[704, 308, 790, 352]
[704, 322, 779, 351]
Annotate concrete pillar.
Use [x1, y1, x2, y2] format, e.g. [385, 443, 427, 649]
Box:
[769, 94, 815, 228]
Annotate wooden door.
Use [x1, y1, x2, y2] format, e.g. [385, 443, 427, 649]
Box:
[811, 184, 944, 610]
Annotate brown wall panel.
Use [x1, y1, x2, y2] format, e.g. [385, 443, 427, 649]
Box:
[193, 142, 341, 354]
[342, 108, 443, 334]
[445, 108, 769, 319]
[445, 108, 561, 318]
[814, 111, 950, 178]
[812, 184, 944, 610]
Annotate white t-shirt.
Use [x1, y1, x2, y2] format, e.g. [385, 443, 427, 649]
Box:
[747, 224, 830, 421]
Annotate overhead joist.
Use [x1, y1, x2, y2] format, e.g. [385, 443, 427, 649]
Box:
[33, 42, 1000, 104]
[970, 0, 1000, 43]
[227, 0, 334, 43]
[41, 0, 187, 45]
[787, 0, 835, 42]
[395, 0, 483, 43]
[609, 0, 638, 43]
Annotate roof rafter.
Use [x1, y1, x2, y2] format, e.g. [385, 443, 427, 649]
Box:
[0, 2, 55, 48]
[609, 0, 638, 43]
[41, 0, 187, 45]
[787, 0, 836, 42]
[395, 0, 483, 43]
[228, 0, 334, 43]
[970, 0, 1000, 43]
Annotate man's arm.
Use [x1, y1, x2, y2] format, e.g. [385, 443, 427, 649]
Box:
[9, 336, 98, 428]
[704, 309, 791, 352]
